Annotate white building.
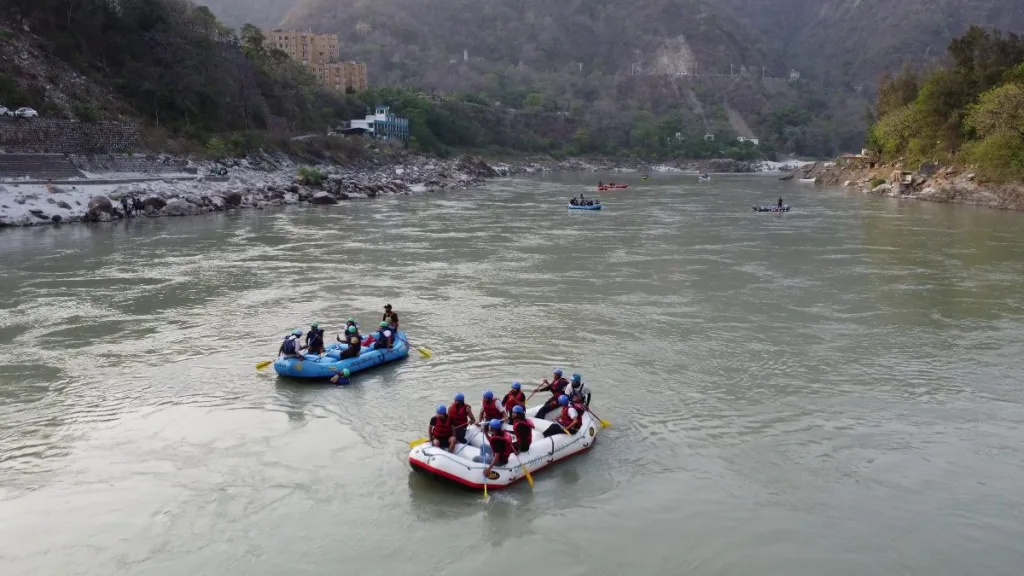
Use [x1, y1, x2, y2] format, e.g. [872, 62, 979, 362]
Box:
[737, 136, 759, 146]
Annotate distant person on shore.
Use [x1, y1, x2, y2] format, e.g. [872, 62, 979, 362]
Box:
[120, 196, 130, 216]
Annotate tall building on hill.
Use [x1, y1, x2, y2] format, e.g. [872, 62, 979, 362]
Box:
[264, 30, 367, 93]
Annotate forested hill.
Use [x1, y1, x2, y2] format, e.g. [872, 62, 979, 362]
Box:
[198, 0, 294, 28]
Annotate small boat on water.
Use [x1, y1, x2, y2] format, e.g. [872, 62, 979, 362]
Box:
[753, 205, 791, 212]
[698, 173, 711, 182]
[409, 404, 600, 490]
[568, 202, 602, 210]
[641, 176, 649, 181]
[273, 331, 410, 378]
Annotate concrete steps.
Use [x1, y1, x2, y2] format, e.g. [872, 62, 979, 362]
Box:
[0, 154, 85, 180]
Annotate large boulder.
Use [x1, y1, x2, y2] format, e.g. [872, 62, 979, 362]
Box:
[310, 191, 338, 205]
[87, 195, 114, 214]
[223, 190, 243, 206]
[184, 194, 204, 206]
[143, 196, 168, 210]
[161, 198, 195, 217]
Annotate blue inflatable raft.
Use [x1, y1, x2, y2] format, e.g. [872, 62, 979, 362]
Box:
[568, 203, 602, 210]
[753, 205, 790, 212]
[272, 330, 409, 379]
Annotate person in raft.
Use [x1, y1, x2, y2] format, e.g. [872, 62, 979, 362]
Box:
[329, 368, 351, 385]
[501, 381, 526, 419]
[568, 373, 592, 408]
[476, 419, 515, 474]
[478, 390, 505, 423]
[305, 322, 325, 355]
[338, 325, 362, 359]
[509, 405, 534, 453]
[382, 304, 399, 331]
[534, 368, 571, 419]
[372, 321, 394, 350]
[429, 404, 456, 452]
[449, 392, 476, 444]
[777, 197, 784, 209]
[541, 395, 582, 438]
[279, 329, 304, 359]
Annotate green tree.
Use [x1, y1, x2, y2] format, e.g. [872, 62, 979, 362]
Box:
[968, 83, 1024, 143]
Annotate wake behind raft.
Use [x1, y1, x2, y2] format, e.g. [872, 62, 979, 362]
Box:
[273, 330, 410, 378]
[409, 404, 599, 490]
[753, 205, 791, 212]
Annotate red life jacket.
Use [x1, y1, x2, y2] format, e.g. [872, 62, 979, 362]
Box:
[488, 432, 515, 464]
[512, 418, 534, 449]
[549, 377, 569, 396]
[431, 415, 453, 438]
[480, 398, 502, 420]
[502, 390, 525, 412]
[558, 405, 579, 431]
[449, 402, 471, 428]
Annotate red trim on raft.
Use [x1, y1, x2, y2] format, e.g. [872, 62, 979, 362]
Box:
[409, 440, 596, 490]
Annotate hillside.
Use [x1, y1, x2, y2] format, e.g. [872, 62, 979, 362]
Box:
[199, 0, 294, 29]
[279, 0, 864, 156]
[721, 0, 1024, 88]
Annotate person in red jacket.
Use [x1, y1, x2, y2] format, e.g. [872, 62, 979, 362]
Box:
[541, 395, 581, 438]
[501, 381, 526, 418]
[534, 368, 570, 419]
[509, 405, 534, 453]
[478, 390, 505, 422]
[428, 404, 456, 452]
[448, 392, 475, 445]
[482, 419, 515, 476]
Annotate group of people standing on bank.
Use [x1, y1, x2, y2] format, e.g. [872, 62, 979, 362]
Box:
[427, 369, 593, 473]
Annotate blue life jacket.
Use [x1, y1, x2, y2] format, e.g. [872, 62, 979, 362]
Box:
[282, 336, 297, 354]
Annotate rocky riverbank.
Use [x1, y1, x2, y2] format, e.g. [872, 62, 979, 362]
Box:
[784, 160, 1024, 211]
[0, 152, 500, 227]
[0, 149, 804, 228]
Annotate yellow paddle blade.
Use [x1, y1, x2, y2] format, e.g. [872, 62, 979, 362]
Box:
[408, 437, 428, 448]
[415, 346, 433, 358]
[523, 465, 534, 488]
[482, 481, 488, 502]
[600, 419, 611, 428]
[255, 360, 273, 370]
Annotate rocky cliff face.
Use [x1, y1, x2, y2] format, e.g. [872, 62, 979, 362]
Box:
[720, 0, 1024, 87]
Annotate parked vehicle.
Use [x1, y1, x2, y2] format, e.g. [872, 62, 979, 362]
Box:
[14, 107, 38, 118]
[0, 106, 11, 117]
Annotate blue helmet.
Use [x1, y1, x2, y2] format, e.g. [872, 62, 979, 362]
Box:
[292, 329, 303, 336]
[511, 381, 521, 390]
[572, 373, 581, 382]
[454, 392, 465, 403]
[554, 368, 563, 376]
[558, 394, 569, 406]
[483, 390, 494, 400]
[436, 404, 447, 415]
[489, 419, 502, 430]
[512, 405, 525, 415]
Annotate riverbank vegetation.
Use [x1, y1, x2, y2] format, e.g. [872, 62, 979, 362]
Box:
[868, 27, 1024, 181]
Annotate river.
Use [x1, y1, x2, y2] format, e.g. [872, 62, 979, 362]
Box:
[2, 173, 1024, 575]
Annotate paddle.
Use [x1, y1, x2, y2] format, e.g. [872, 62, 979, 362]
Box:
[255, 360, 273, 370]
[408, 421, 472, 449]
[586, 407, 611, 428]
[482, 475, 489, 502]
[412, 344, 432, 358]
[514, 452, 534, 488]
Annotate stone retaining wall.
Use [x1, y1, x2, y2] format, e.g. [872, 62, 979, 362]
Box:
[0, 118, 140, 154]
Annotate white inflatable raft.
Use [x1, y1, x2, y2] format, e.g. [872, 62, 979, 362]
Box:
[409, 404, 599, 490]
